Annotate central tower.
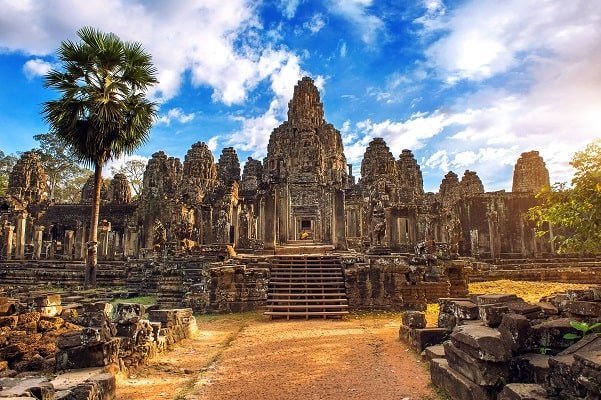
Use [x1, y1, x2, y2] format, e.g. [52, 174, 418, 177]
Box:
[262, 77, 348, 249]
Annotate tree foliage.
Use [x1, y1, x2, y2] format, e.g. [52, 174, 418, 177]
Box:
[111, 158, 146, 197]
[42, 27, 157, 287]
[32, 133, 91, 201]
[528, 139, 601, 254]
[0, 150, 18, 196]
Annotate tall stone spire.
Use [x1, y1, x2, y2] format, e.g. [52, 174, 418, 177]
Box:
[287, 77, 325, 127]
[512, 151, 550, 193]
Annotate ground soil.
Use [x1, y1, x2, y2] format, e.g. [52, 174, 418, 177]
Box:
[116, 312, 439, 400]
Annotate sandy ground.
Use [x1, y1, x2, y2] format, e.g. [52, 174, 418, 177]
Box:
[116, 312, 439, 400]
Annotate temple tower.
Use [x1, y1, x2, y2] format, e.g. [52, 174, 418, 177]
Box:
[262, 77, 348, 249]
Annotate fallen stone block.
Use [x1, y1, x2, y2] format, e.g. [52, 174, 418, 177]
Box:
[499, 314, 533, 355]
[453, 300, 479, 320]
[0, 377, 53, 399]
[479, 304, 509, 328]
[114, 303, 145, 324]
[547, 354, 587, 398]
[57, 330, 83, 349]
[532, 318, 576, 351]
[402, 311, 426, 329]
[0, 316, 18, 329]
[55, 338, 120, 370]
[438, 298, 470, 314]
[476, 294, 521, 305]
[509, 353, 550, 385]
[437, 312, 457, 331]
[32, 294, 61, 308]
[422, 344, 445, 362]
[443, 341, 509, 387]
[562, 300, 601, 317]
[497, 383, 548, 400]
[430, 358, 493, 400]
[451, 323, 511, 362]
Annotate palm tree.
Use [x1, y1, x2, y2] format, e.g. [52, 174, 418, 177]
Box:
[43, 27, 157, 288]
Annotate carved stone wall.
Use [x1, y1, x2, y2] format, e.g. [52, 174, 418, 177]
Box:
[217, 147, 241, 187]
[397, 149, 424, 200]
[108, 174, 132, 204]
[512, 150, 550, 193]
[459, 170, 484, 196]
[80, 175, 109, 204]
[8, 152, 48, 204]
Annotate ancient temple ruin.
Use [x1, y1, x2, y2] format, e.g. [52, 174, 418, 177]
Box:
[0, 77, 555, 261]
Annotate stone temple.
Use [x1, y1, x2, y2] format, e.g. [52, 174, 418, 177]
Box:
[0, 76, 561, 316]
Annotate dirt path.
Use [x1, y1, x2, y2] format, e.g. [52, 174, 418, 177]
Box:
[117, 312, 439, 400]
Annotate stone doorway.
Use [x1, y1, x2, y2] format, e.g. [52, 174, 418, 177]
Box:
[297, 217, 314, 240]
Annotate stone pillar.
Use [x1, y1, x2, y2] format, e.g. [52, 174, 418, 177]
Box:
[33, 225, 44, 260]
[75, 226, 87, 260]
[15, 212, 27, 260]
[549, 222, 555, 254]
[332, 189, 347, 250]
[263, 189, 277, 251]
[99, 221, 111, 259]
[64, 230, 75, 260]
[107, 231, 118, 260]
[125, 226, 139, 258]
[3, 224, 15, 260]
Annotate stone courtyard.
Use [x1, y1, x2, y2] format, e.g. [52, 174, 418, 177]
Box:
[0, 77, 600, 399]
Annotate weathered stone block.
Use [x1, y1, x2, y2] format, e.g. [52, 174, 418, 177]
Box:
[451, 323, 511, 362]
[430, 358, 493, 400]
[80, 326, 113, 346]
[422, 344, 445, 362]
[438, 298, 470, 313]
[562, 300, 601, 317]
[0, 377, 53, 399]
[509, 353, 550, 385]
[37, 316, 64, 332]
[401, 311, 426, 329]
[497, 383, 548, 400]
[0, 316, 18, 329]
[57, 331, 83, 349]
[17, 312, 41, 326]
[33, 294, 61, 308]
[479, 304, 509, 327]
[82, 302, 113, 317]
[55, 339, 120, 370]
[453, 300, 479, 320]
[443, 341, 509, 387]
[499, 314, 533, 355]
[476, 294, 521, 305]
[114, 303, 145, 324]
[437, 312, 457, 331]
[532, 318, 576, 351]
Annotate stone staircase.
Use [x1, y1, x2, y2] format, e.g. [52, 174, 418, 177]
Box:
[265, 255, 349, 319]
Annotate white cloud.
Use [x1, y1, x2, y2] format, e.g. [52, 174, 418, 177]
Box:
[155, 108, 195, 126]
[304, 13, 326, 34]
[0, 0, 301, 105]
[103, 154, 149, 177]
[279, 0, 303, 19]
[422, 0, 601, 83]
[22, 58, 53, 80]
[207, 136, 220, 152]
[327, 0, 384, 44]
[339, 41, 347, 58]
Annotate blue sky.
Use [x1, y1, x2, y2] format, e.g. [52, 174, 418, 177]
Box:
[0, 0, 600, 191]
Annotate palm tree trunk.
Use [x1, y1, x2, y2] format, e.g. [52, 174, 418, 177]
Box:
[85, 160, 102, 288]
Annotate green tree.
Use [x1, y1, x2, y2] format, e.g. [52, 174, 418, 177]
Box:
[0, 150, 18, 196]
[32, 133, 90, 201]
[42, 27, 157, 287]
[110, 158, 146, 198]
[528, 139, 601, 254]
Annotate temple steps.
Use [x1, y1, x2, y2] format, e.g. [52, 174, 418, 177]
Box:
[265, 255, 349, 320]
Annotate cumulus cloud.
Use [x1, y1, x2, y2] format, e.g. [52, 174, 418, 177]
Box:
[304, 13, 326, 34]
[22, 58, 53, 80]
[279, 0, 303, 19]
[0, 0, 301, 105]
[327, 0, 384, 44]
[155, 108, 195, 126]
